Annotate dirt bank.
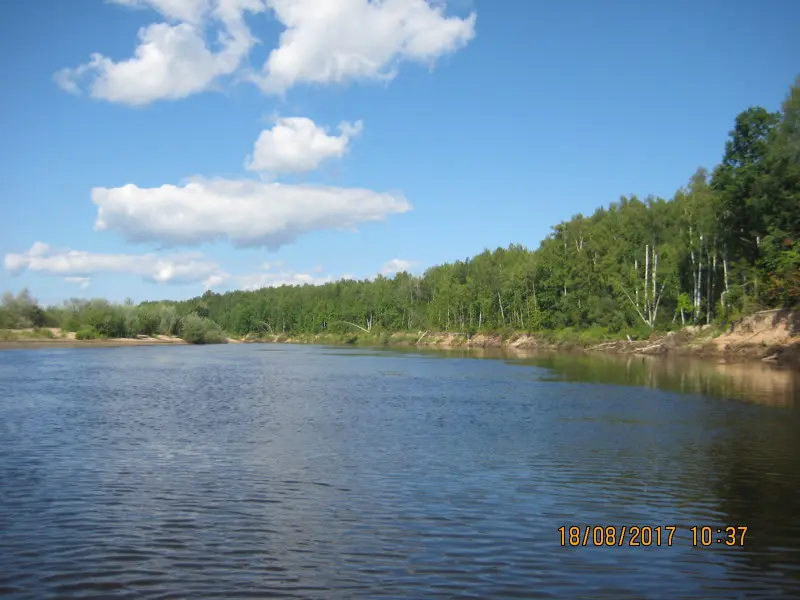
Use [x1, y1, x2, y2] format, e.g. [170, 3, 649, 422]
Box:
[4, 310, 797, 368]
[250, 309, 800, 369]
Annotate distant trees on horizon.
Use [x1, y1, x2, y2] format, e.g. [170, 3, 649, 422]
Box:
[3, 78, 798, 342]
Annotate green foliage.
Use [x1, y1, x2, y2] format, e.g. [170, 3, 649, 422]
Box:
[0, 289, 47, 328]
[75, 327, 101, 340]
[37, 299, 190, 339]
[2, 78, 798, 344]
[179, 314, 228, 345]
[761, 232, 800, 306]
[578, 325, 611, 344]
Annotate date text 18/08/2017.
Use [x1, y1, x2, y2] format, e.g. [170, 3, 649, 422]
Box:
[558, 526, 748, 547]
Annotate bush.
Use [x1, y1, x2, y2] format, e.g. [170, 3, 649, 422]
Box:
[179, 314, 227, 344]
[157, 305, 181, 336]
[1, 289, 47, 328]
[497, 326, 516, 340]
[32, 328, 55, 339]
[83, 301, 127, 337]
[133, 307, 160, 336]
[75, 327, 101, 340]
[578, 325, 610, 344]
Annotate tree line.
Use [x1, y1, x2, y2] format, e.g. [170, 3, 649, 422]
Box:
[3, 78, 798, 343]
[0, 293, 226, 344]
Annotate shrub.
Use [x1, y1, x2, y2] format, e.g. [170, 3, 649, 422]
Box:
[83, 301, 127, 338]
[1, 289, 47, 328]
[578, 325, 609, 344]
[497, 326, 516, 341]
[157, 305, 181, 336]
[140, 308, 161, 336]
[179, 314, 227, 344]
[75, 327, 101, 340]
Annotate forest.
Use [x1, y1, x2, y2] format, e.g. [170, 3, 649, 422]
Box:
[2, 79, 798, 344]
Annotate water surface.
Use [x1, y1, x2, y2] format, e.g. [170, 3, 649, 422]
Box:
[1, 344, 799, 599]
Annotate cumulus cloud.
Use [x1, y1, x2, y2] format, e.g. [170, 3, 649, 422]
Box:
[91, 178, 412, 249]
[4, 242, 227, 286]
[255, 0, 477, 93]
[380, 258, 416, 275]
[245, 117, 363, 174]
[55, 0, 265, 106]
[55, 0, 476, 103]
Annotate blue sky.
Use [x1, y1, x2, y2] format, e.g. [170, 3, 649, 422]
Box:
[1, 0, 798, 305]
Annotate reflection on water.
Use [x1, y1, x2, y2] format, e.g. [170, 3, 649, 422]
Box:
[523, 351, 800, 407]
[1, 344, 799, 599]
[402, 346, 799, 407]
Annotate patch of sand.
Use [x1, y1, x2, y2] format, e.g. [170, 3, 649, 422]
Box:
[712, 309, 798, 350]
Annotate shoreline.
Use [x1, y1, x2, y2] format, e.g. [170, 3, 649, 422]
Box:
[1, 334, 796, 368]
[240, 310, 800, 369]
[244, 331, 800, 369]
[0, 336, 189, 350]
[2, 310, 797, 368]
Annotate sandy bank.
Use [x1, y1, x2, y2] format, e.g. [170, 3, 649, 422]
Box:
[0, 328, 188, 349]
[3, 310, 797, 368]
[249, 309, 800, 369]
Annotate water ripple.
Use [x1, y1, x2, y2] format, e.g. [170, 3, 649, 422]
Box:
[1, 344, 799, 599]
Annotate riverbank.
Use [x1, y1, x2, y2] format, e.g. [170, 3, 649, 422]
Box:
[0, 328, 189, 349]
[244, 309, 800, 369]
[2, 310, 797, 368]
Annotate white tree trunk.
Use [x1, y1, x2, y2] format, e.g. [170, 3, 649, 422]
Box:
[497, 290, 505, 325]
[621, 245, 665, 329]
[645, 244, 650, 312]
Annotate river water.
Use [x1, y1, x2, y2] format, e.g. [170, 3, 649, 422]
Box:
[1, 344, 799, 599]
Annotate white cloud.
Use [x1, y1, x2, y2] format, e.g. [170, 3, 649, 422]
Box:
[255, 0, 477, 93]
[4, 242, 227, 286]
[228, 261, 347, 291]
[91, 178, 412, 249]
[57, 0, 476, 103]
[238, 269, 333, 290]
[108, 0, 212, 24]
[245, 117, 363, 174]
[64, 276, 92, 290]
[202, 273, 229, 289]
[55, 0, 265, 106]
[380, 257, 416, 275]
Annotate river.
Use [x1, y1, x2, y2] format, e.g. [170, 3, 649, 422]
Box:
[1, 344, 799, 599]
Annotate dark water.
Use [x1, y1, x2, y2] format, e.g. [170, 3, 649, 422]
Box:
[1, 344, 800, 599]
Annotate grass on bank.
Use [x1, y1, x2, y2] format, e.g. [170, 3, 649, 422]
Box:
[0, 328, 58, 341]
